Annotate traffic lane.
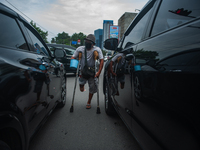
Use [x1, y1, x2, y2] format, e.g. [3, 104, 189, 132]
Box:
[29, 73, 142, 150]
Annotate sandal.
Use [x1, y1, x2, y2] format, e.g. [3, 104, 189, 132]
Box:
[86, 104, 91, 109]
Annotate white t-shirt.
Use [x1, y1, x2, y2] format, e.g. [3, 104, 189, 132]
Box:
[111, 53, 126, 69]
[72, 46, 103, 70]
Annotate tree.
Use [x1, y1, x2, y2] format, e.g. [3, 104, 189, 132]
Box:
[51, 38, 56, 43]
[50, 32, 86, 47]
[30, 21, 48, 43]
[53, 32, 70, 45]
[71, 32, 86, 48]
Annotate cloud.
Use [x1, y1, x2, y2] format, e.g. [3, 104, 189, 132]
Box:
[1, 0, 148, 42]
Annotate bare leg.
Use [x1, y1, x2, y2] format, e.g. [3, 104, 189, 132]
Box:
[86, 93, 93, 109]
[79, 84, 84, 92]
[87, 93, 93, 104]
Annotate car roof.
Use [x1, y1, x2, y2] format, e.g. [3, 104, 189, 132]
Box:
[46, 43, 76, 50]
[0, 3, 17, 16]
[0, 3, 29, 24]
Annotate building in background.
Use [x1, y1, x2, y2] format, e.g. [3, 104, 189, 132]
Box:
[94, 29, 103, 49]
[118, 12, 137, 39]
[102, 20, 113, 49]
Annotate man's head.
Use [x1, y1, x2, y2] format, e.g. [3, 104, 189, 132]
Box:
[85, 34, 95, 44]
[85, 34, 95, 50]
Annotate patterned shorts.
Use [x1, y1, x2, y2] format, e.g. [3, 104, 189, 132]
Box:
[79, 76, 97, 94]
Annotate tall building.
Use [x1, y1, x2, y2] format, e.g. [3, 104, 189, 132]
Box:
[94, 29, 103, 49]
[102, 20, 113, 49]
[118, 12, 137, 39]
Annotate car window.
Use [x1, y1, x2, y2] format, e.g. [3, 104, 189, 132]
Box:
[158, 50, 200, 67]
[122, 2, 154, 49]
[0, 13, 28, 50]
[48, 46, 63, 55]
[151, 0, 200, 36]
[64, 47, 75, 55]
[48, 45, 75, 56]
[25, 25, 49, 56]
[48, 46, 56, 55]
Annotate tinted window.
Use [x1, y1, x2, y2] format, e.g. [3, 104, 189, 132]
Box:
[0, 13, 28, 50]
[64, 47, 75, 55]
[26, 26, 49, 56]
[158, 50, 200, 66]
[122, 6, 153, 49]
[48, 45, 75, 56]
[48, 46, 57, 55]
[151, 0, 200, 36]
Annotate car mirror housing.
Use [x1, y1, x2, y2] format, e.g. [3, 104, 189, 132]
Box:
[125, 54, 134, 61]
[104, 38, 118, 51]
[54, 49, 65, 58]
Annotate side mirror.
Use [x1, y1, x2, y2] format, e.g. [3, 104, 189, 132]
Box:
[146, 60, 156, 67]
[54, 49, 67, 63]
[104, 38, 118, 50]
[125, 54, 134, 61]
[54, 49, 65, 58]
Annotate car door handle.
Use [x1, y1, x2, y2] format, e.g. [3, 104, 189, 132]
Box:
[170, 69, 182, 72]
[125, 108, 134, 117]
[20, 58, 41, 67]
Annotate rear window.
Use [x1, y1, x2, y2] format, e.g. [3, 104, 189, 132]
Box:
[151, 0, 200, 36]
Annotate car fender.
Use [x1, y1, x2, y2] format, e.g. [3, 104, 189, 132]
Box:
[0, 113, 27, 150]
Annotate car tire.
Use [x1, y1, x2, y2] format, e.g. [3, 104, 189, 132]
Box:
[134, 73, 143, 101]
[0, 129, 22, 150]
[56, 76, 66, 108]
[104, 82, 116, 115]
[0, 140, 11, 150]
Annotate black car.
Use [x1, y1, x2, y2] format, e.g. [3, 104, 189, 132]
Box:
[0, 3, 66, 150]
[47, 43, 77, 74]
[52, 59, 65, 77]
[103, 0, 200, 150]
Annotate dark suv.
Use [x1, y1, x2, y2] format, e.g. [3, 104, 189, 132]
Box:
[0, 3, 66, 150]
[47, 43, 76, 74]
[103, 0, 200, 150]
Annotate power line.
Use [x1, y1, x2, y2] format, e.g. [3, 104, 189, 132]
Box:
[5, 0, 32, 21]
[5, 0, 57, 38]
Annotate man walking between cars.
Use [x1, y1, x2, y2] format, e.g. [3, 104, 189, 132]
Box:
[71, 34, 104, 109]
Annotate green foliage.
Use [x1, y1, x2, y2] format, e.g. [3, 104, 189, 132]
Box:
[51, 38, 56, 43]
[134, 48, 159, 60]
[30, 21, 48, 43]
[71, 32, 86, 48]
[54, 32, 70, 44]
[51, 32, 86, 48]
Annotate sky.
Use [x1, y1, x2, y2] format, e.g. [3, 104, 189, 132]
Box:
[1, 0, 149, 42]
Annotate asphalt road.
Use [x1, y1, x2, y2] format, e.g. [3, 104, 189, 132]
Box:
[29, 71, 142, 150]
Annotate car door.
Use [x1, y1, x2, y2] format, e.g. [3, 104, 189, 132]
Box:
[133, 0, 200, 149]
[22, 21, 62, 115]
[111, 0, 158, 134]
[0, 11, 49, 136]
[111, 51, 133, 128]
